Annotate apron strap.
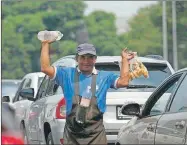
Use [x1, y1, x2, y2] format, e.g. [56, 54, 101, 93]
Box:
[74, 70, 79, 96]
[91, 74, 97, 97]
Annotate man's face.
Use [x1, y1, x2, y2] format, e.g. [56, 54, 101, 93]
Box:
[77, 54, 96, 73]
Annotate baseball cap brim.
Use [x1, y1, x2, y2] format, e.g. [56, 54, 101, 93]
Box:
[78, 50, 96, 56]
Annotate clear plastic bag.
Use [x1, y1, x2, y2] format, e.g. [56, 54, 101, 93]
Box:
[37, 30, 63, 41]
[129, 53, 149, 80]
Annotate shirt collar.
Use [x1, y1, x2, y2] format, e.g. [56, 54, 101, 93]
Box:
[77, 66, 98, 75]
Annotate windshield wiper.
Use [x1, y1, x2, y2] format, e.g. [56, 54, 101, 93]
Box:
[156, 68, 168, 73]
[127, 84, 157, 89]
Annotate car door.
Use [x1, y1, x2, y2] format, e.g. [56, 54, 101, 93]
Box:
[136, 72, 184, 144]
[155, 72, 187, 144]
[13, 78, 31, 121]
[37, 78, 61, 144]
[27, 76, 49, 143]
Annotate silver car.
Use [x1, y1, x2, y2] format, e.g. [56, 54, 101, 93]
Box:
[116, 68, 187, 145]
[22, 55, 174, 144]
[12, 72, 45, 142]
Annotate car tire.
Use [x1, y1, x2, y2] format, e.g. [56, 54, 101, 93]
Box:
[47, 132, 54, 145]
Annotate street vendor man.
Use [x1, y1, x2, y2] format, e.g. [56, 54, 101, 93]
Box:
[40, 40, 135, 144]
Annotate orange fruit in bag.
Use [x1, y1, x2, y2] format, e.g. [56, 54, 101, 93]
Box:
[128, 53, 149, 80]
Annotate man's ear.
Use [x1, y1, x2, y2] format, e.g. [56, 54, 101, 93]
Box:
[93, 56, 97, 63]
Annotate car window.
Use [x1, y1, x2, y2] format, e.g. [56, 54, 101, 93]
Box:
[144, 74, 182, 116]
[36, 76, 49, 99]
[169, 74, 187, 113]
[13, 79, 26, 102]
[18, 78, 32, 101]
[23, 79, 32, 88]
[38, 77, 44, 89]
[96, 63, 172, 92]
[133, 64, 172, 87]
[55, 85, 63, 95]
[46, 79, 63, 96]
[46, 79, 55, 96]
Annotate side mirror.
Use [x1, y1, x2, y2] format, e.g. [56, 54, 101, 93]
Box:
[19, 88, 35, 101]
[2, 96, 10, 103]
[121, 102, 141, 117]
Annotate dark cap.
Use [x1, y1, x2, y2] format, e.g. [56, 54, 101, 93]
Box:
[76, 43, 96, 56]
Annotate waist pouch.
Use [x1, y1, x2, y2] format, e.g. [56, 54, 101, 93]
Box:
[75, 105, 88, 125]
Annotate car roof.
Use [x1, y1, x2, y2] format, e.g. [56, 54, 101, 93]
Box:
[2, 79, 22, 83]
[23, 72, 45, 78]
[2, 73, 45, 82]
[54, 55, 168, 65]
[175, 67, 187, 73]
[97, 56, 167, 64]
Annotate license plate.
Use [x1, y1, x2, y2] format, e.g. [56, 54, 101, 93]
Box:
[116, 105, 131, 120]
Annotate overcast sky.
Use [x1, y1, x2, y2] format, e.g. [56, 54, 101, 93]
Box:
[85, 1, 158, 18]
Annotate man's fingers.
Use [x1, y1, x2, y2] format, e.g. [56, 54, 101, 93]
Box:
[42, 40, 47, 43]
[123, 48, 128, 52]
[41, 36, 57, 43]
[51, 36, 58, 42]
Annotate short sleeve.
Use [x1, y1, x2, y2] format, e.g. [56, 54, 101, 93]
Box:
[108, 73, 119, 89]
[51, 66, 71, 86]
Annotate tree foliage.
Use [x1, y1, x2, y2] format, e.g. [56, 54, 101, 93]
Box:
[119, 1, 187, 69]
[2, 1, 86, 79]
[2, 1, 187, 79]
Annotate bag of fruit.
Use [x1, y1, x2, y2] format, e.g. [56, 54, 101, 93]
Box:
[128, 52, 149, 80]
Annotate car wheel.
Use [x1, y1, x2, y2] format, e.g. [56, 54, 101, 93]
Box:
[47, 132, 54, 145]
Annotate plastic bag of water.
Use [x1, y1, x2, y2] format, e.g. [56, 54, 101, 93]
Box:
[37, 30, 63, 41]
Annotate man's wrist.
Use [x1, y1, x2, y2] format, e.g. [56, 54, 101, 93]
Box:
[41, 42, 50, 47]
[121, 57, 128, 62]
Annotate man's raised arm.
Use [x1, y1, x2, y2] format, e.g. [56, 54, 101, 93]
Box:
[40, 41, 55, 78]
[116, 49, 135, 88]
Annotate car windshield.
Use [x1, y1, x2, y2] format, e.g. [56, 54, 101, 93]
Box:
[38, 77, 44, 89]
[95, 63, 172, 91]
[2, 81, 21, 96]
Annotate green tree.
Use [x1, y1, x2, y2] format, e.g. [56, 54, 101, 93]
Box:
[2, 1, 86, 79]
[119, 1, 187, 69]
[85, 11, 124, 56]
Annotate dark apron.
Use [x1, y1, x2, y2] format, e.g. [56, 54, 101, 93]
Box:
[63, 71, 107, 145]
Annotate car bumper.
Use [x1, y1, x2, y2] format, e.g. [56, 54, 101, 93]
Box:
[107, 135, 118, 143]
[104, 119, 130, 143]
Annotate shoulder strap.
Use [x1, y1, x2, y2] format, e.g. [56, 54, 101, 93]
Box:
[91, 74, 97, 97]
[74, 70, 79, 96]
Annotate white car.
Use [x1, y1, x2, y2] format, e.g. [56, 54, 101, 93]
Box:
[20, 55, 174, 144]
[12, 72, 45, 142]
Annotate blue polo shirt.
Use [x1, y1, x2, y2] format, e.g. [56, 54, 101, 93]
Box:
[53, 66, 119, 115]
